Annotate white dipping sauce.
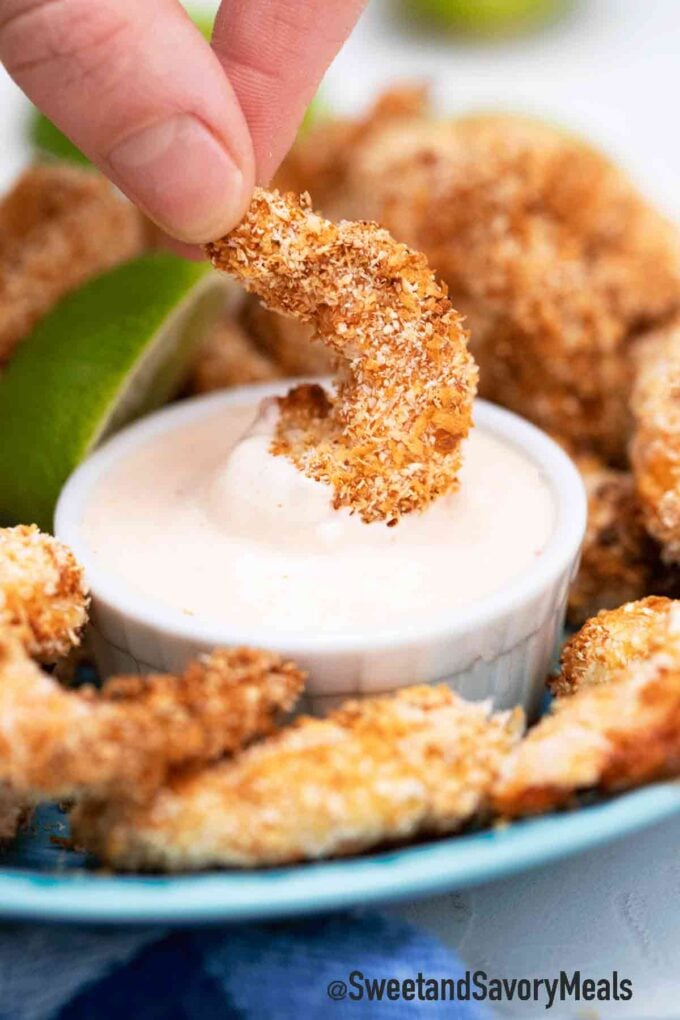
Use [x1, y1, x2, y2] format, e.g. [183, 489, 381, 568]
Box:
[83, 399, 555, 636]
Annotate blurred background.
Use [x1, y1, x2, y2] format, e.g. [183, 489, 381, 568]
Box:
[1, 0, 679, 220]
[1, 5, 679, 1016]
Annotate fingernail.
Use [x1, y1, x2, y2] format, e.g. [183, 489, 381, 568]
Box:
[108, 114, 245, 243]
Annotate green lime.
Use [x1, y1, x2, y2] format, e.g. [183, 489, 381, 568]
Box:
[29, 5, 326, 166]
[400, 0, 569, 36]
[0, 254, 225, 530]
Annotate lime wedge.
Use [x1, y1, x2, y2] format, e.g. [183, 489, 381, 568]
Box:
[0, 254, 225, 530]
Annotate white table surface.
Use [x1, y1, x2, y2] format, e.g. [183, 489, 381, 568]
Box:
[1, 2, 679, 1015]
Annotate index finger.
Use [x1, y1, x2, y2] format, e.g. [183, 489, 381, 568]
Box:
[0, 0, 255, 241]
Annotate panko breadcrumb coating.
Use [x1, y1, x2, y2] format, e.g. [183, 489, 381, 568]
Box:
[206, 188, 477, 523]
[189, 314, 282, 393]
[567, 455, 655, 626]
[0, 637, 303, 801]
[0, 525, 89, 663]
[494, 608, 680, 816]
[0, 164, 144, 363]
[72, 685, 522, 871]
[630, 324, 680, 563]
[554, 596, 674, 697]
[275, 84, 430, 212]
[287, 90, 680, 463]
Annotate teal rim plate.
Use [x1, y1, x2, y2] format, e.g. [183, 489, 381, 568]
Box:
[0, 783, 678, 924]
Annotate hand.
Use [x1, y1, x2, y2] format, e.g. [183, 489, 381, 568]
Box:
[0, 0, 366, 242]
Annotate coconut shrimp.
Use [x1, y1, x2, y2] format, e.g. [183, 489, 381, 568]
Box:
[0, 525, 89, 663]
[630, 323, 680, 564]
[494, 600, 680, 816]
[206, 188, 477, 524]
[72, 685, 522, 871]
[0, 635, 303, 802]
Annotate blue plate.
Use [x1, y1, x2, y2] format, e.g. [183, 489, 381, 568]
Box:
[0, 784, 678, 924]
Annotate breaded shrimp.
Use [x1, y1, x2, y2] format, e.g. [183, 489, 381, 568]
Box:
[206, 189, 477, 523]
[275, 84, 430, 211]
[72, 685, 522, 871]
[0, 525, 89, 663]
[630, 323, 680, 563]
[494, 603, 680, 816]
[288, 92, 680, 463]
[567, 455, 655, 626]
[0, 636, 303, 802]
[554, 596, 674, 697]
[0, 164, 144, 363]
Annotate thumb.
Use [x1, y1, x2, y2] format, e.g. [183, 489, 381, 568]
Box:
[0, 0, 255, 242]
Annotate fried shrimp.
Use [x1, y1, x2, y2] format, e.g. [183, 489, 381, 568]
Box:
[275, 84, 430, 213]
[0, 637, 303, 802]
[72, 685, 522, 871]
[630, 323, 680, 563]
[206, 189, 477, 523]
[494, 607, 680, 816]
[288, 92, 680, 463]
[0, 164, 144, 363]
[0, 525, 89, 663]
[554, 596, 674, 697]
[567, 455, 655, 626]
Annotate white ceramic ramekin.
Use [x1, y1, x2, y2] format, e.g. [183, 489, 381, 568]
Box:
[55, 382, 586, 718]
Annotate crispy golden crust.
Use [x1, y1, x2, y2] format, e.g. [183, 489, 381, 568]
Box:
[630, 323, 680, 563]
[290, 96, 680, 464]
[72, 685, 523, 871]
[567, 455, 655, 627]
[188, 314, 282, 393]
[0, 526, 89, 663]
[494, 612, 680, 816]
[206, 188, 477, 523]
[0, 636, 304, 802]
[0, 164, 144, 363]
[555, 596, 674, 697]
